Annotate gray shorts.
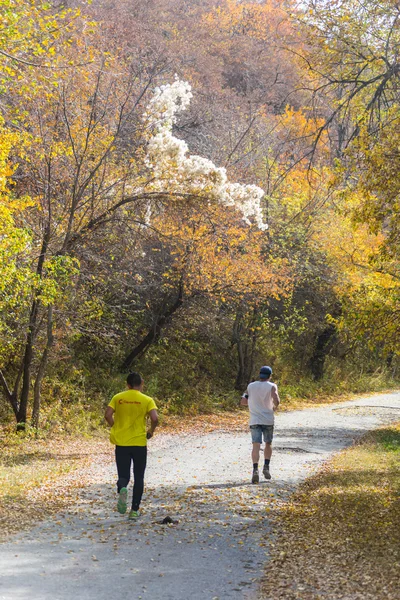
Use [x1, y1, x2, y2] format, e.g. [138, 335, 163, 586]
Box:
[250, 424, 274, 444]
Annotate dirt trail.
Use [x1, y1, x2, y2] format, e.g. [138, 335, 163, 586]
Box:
[0, 392, 399, 600]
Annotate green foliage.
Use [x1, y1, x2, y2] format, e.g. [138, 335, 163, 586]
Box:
[0, 126, 34, 363]
[374, 428, 400, 454]
[278, 363, 398, 408]
[135, 317, 237, 414]
[38, 256, 80, 307]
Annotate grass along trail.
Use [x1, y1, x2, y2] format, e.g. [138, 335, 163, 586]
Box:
[261, 423, 400, 600]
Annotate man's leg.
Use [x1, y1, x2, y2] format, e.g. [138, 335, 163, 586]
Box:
[131, 446, 147, 512]
[252, 442, 261, 465]
[251, 443, 261, 483]
[264, 443, 272, 460]
[250, 425, 263, 483]
[115, 446, 132, 514]
[115, 446, 132, 491]
[263, 426, 274, 479]
[250, 424, 264, 484]
[263, 443, 272, 479]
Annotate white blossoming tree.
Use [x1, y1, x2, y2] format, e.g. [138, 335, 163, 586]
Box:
[120, 80, 285, 371]
[143, 78, 268, 231]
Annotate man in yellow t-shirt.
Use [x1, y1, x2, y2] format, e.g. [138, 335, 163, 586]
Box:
[105, 371, 158, 519]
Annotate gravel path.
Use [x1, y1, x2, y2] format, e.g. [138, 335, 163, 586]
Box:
[1, 392, 399, 600]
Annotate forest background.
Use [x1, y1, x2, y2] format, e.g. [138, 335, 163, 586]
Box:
[0, 0, 399, 433]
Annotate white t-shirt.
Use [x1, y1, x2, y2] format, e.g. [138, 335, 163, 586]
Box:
[245, 380, 277, 426]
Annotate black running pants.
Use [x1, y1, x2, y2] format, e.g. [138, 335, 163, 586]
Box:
[115, 445, 147, 511]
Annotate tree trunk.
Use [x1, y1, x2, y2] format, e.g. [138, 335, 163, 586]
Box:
[248, 318, 258, 381]
[233, 309, 259, 390]
[233, 311, 244, 389]
[17, 225, 50, 430]
[121, 282, 184, 371]
[0, 370, 18, 418]
[309, 324, 337, 381]
[17, 302, 37, 429]
[32, 305, 54, 430]
[386, 351, 394, 369]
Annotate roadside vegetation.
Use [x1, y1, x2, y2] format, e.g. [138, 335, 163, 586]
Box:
[0, 427, 110, 540]
[1, 0, 399, 432]
[262, 423, 400, 600]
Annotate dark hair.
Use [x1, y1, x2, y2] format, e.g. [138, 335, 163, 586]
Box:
[127, 372, 143, 388]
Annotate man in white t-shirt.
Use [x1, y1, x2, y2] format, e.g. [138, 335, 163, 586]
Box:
[241, 366, 280, 483]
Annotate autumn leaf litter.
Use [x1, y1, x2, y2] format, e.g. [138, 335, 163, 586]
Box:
[1, 394, 400, 600]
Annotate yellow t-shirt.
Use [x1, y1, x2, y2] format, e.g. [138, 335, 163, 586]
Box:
[108, 390, 157, 446]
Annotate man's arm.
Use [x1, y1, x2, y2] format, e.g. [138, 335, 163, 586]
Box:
[146, 409, 159, 439]
[272, 385, 280, 409]
[240, 393, 249, 406]
[105, 406, 115, 426]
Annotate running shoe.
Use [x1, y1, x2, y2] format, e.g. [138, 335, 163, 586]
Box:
[252, 469, 259, 484]
[263, 465, 271, 480]
[128, 510, 140, 520]
[117, 487, 128, 514]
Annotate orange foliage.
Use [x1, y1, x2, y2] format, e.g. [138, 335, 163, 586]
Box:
[154, 203, 292, 304]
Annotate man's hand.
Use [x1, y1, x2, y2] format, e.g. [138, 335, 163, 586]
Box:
[146, 409, 158, 440]
[240, 394, 249, 406]
[272, 385, 280, 410]
[104, 406, 115, 426]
